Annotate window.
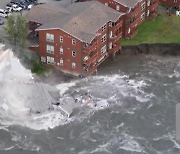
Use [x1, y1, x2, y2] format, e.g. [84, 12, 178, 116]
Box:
[72, 39, 76, 45]
[72, 51, 76, 57]
[141, 2, 146, 10]
[141, 12, 145, 21]
[109, 31, 113, 38]
[60, 59, 63, 66]
[147, 10, 150, 16]
[41, 57, 46, 63]
[101, 45, 107, 54]
[147, 0, 150, 6]
[46, 33, 54, 42]
[108, 42, 112, 49]
[60, 36, 63, 43]
[46, 45, 54, 54]
[72, 62, 76, 68]
[102, 25, 106, 31]
[101, 34, 106, 43]
[116, 5, 120, 11]
[105, 3, 108, 6]
[47, 56, 54, 64]
[174, 0, 177, 2]
[60, 47, 63, 54]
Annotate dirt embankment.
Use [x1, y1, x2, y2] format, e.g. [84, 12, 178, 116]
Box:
[121, 44, 180, 56]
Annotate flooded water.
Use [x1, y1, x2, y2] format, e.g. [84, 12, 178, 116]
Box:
[0, 54, 180, 154]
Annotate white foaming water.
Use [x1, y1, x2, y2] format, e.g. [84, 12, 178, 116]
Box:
[56, 81, 78, 95]
[0, 49, 73, 130]
[118, 134, 146, 153]
[0, 49, 152, 131]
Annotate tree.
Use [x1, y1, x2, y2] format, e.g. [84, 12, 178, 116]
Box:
[4, 14, 28, 51]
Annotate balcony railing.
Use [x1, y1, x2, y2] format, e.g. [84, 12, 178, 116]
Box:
[126, 18, 140, 29]
[126, 8, 141, 18]
[111, 44, 121, 54]
[126, 29, 138, 39]
[109, 21, 123, 31]
[109, 32, 122, 43]
[83, 53, 98, 66]
[147, 1, 159, 11]
[83, 42, 97, 54]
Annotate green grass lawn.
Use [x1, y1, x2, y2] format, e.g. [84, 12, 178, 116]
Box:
[120, 14, 180, 46]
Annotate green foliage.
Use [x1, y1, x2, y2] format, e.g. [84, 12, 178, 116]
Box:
[4, 14, 28, 49]
[31, 59, 52, 75]
[121, 14, 180, 46]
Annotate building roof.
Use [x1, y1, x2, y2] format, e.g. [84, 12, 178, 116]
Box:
[25, 3, 70, 24]
[36, 1, 124, 43]
[115, 0, 140, 8]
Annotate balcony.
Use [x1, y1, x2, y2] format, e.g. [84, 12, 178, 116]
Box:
[126, 8, 141, 18]
[146, 12, 158, 20]
[28, 36, 39, 52]
[147, 1, 159, 11]
[109, 21, 123, 31]
[125, 29, 138, 39]
[111, 44, 121, 54]
[126, 18, 140, 29]
[83, 42, 97, 54]
[109, 32, 122, 43]
[83, 53, 98, 66]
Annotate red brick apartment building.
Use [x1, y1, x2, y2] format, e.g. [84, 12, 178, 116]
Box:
[98, 0, 159, 38]
[26, 1, 124, 77]
[26, 0, 159, 77]
[159, 0, 180, 8]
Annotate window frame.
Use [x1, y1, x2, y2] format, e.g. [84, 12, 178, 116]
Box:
[101, 34, 106, 43]
[72, 62, 76, 68]
[59, 36, 63, 43]
[72, 39, 76, 45]
[46, 33, 54, 42]
[72, 51, 76, 57]
[46, 44, 54, 54]
[60, 59, 63, 66]
[60, 47, 63, 54]
[47, 56, 54, 65]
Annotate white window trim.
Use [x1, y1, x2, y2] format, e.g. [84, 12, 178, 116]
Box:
[102, 25, 106, 31]
[72, 51, 76, 57]
[47, 56, 54, 65]
[60, 36, 63, 43]
[60, 47, 63, 54]
[72, 62, 76, 68]
[101, 34, 106, 43]
[116, 5, 120, 11]
[46, 33, 54, 42]
[141, 2, 146, 10]
[60, 59, 63, 66]
[41, 57, 46, 63]
[46, 45, 54, 54]
[101, 45, 107, 54]
[72, 39, 76, 45]
[141, 12, 145, 21]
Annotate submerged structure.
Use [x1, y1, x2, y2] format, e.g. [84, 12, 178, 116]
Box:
[0, 45, 108, 117]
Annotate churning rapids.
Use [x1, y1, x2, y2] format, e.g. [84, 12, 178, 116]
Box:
[0, 51, 180, 154]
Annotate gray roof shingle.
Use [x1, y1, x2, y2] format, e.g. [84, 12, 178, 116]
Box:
[115, 0, 140, 8]
[25, 4, 70, 24]
[36, 1, 124, 43]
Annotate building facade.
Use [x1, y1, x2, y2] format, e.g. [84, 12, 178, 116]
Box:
[159, 0, 180, 7]
[27, 1, 124, 77]
[98, 0, 159, 38]
[26, 0, 159, 77]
